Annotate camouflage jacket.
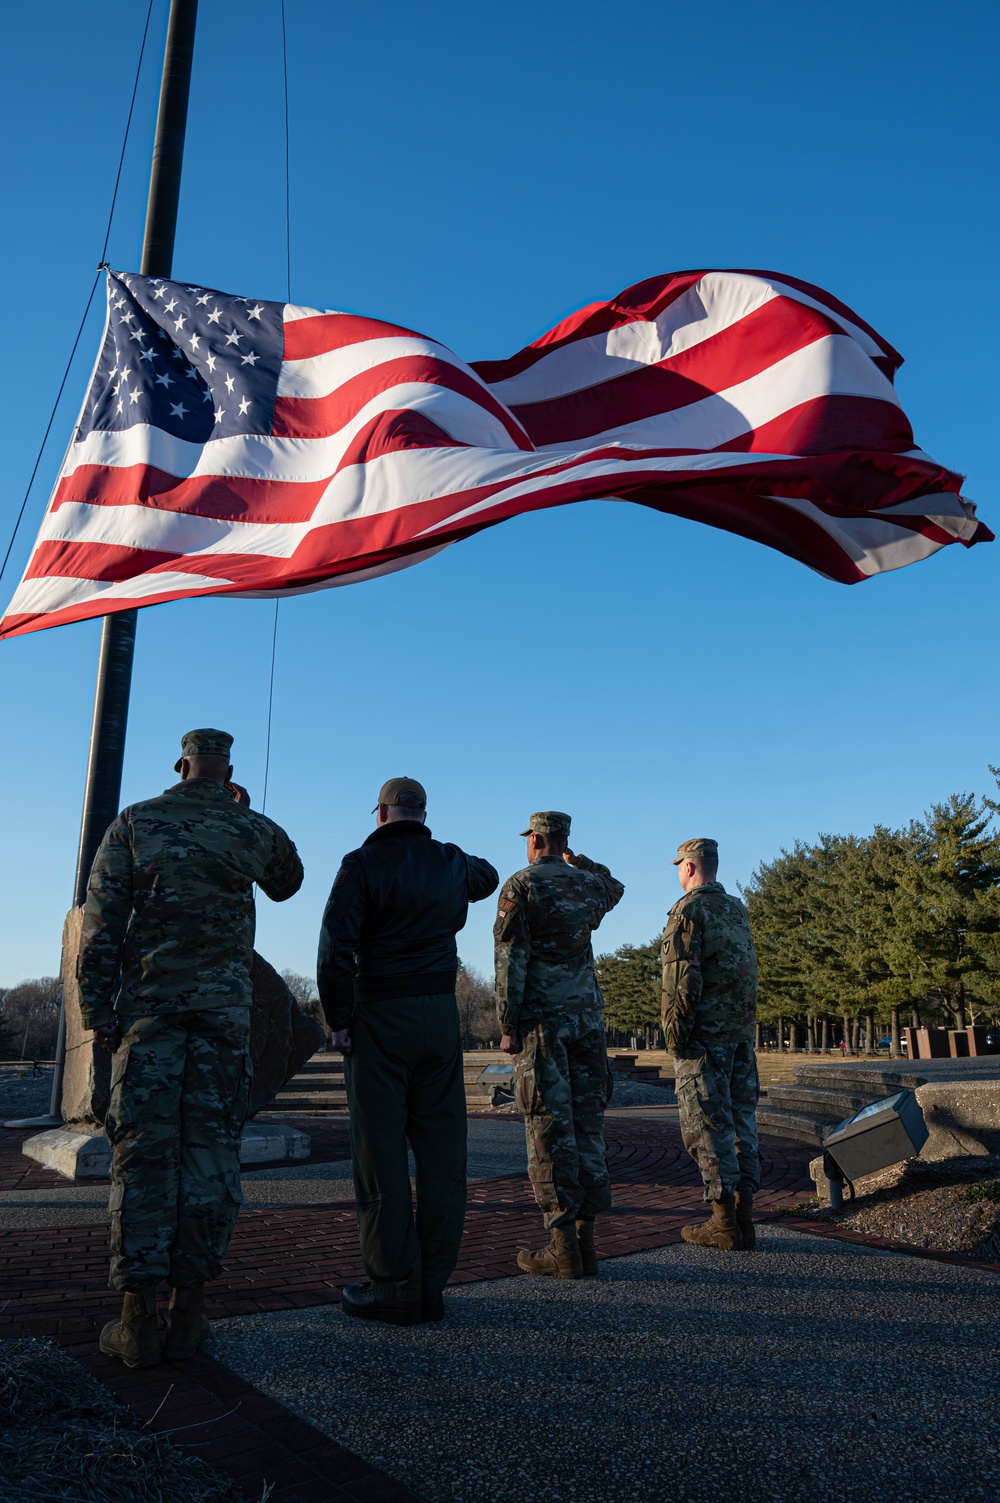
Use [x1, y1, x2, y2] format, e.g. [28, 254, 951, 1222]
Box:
[661, 882, 757, 1055]
[493, 854, 624, 1033]
[77, 779, 303, 1028]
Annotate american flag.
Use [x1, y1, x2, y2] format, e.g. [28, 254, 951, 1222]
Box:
[0, 266, 989, 640]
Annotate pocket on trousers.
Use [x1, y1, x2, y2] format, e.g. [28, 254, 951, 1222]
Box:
[514, 1054, 543, 1117]
[109, 1042, 131, 1091]
[226, 1043, 252, 1137]
[107, 1182, 125, 1213]
[674, 1057, 705, 1114]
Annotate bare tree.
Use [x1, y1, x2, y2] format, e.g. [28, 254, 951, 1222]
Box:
[0, 977, 62, 1059]
[279, 969, 329, 1045]
[456, 961, 497, 1049]
[280, 970, 317, 1008]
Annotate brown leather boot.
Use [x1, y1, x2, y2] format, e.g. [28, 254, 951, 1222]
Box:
[736, 1184, 756, 1250]
[163, 1284, 210, 1360]
[680, 1192, 744, 1251]
[517, 1224, 583, 1279]
[99, 1290, 160, 1368]
[575, 1219, 598, 1276]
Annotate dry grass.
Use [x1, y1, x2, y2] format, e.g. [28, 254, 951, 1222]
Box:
[0, 1338, 271, 1503]
[789, 1155, 1000, 1259]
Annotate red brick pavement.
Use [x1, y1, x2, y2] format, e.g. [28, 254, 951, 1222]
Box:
[5, 1115, 995, 1500]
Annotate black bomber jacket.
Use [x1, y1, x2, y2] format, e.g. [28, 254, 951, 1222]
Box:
[316, 821, 499, 1029]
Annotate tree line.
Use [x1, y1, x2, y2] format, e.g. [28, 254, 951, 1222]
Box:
[0, 961, 499, 1059]
[12, 776, 1000, 1062]
[597, 777, 1000, 1055]
[0, 977, 61, 1059]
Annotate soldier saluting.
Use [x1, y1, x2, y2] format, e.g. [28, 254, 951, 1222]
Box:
[494, 812, 624, 1279]
[78, 729, 303, 1367]
[662, 837, 760, 1250]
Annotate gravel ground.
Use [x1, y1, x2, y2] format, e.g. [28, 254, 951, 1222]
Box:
[0, 1064, 53, 1121]
[803, 1155, 1000, 1258]
[210, 1226, 1000, 1503]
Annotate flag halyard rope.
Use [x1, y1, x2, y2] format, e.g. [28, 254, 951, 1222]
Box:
[261, 0, 292, 814]
[0, 0, 156, 591]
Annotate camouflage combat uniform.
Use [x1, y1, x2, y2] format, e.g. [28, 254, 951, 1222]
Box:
[495, 840, 624, 1229]
[661, 881, 760, 1199]
[78, 775, 302, 1291]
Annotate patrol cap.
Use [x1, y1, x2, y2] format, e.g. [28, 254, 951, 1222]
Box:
[520, 811, 572, 838]
[671, 837, 719, 866]
[372, 776, 427, 814]
[174, 728, 234, 773]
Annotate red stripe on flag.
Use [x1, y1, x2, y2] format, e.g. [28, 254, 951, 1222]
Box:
[508, 298, 853, 447]
[471, 271, 706, 383]
[273, 354, 533, 449]
[282, 312, 425, 361]
[51, 464, 331, 523]
[711, 396, 914, 456]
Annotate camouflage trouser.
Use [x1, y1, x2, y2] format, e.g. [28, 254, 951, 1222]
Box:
[105, 1007, 251, 1291]
[674, 1036, 760, 1199]
[514, 1012, 612, 1229]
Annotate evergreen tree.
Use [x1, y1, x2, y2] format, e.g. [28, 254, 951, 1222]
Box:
[596, 940, 661, 1036]
[743, 842, 836, 1033]
[885, 795, 1000, 1029]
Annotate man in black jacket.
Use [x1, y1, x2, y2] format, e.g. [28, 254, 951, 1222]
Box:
[317, 777, 498, 1325]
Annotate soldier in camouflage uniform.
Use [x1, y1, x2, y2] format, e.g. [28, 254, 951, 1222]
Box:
[661, 837, 759, 1251]
[78, 729, 303, 1367]
[494, 812, 624, 1279]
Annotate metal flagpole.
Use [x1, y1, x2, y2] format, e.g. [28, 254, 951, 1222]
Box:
[8, 0, 200, 1129]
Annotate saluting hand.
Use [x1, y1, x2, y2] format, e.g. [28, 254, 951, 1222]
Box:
[563, 848, 580, 867]
[225, 781, 251, 807]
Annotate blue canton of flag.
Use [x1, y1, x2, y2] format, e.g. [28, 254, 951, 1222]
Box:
[78, 271, 286, 443]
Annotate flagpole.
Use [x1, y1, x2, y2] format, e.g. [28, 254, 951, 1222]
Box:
[31, 0, 200, 1128]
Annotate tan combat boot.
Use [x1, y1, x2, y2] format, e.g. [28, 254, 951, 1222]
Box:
[99, 1289, 161, 1368]
[575, 1219, 599, 1276]
[517, 1224, 584, 1279]
[680, 1192, 744, 1251]
[163, 1284, 210, 1360]
[736, 1184, 756, 1250]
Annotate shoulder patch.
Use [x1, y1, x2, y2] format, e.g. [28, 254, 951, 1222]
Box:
[333, 866, 348, 890]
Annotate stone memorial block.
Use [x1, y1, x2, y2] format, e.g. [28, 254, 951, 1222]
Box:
[56, 906, 322, 1126]
[247, 952, 324, 1116]
[60, 906, 111, 1128]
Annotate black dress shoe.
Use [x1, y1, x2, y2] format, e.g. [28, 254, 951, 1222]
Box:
[421, 1291, 444, 1322]
[340, 1283, 422, 1326]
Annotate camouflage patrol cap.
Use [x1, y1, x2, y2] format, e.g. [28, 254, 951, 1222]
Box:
[372, 776, 427, 813]
[671, 837, 719, 865]
[174, 728, 234, 772]
[520, 811, 572, 838]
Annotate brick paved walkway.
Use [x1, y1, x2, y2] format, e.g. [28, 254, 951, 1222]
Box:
[4, 1114, 994, 1501]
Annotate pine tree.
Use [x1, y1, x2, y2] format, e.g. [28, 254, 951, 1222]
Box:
[596, 940, 661, 1038]
[886, 794, 1000, 1029]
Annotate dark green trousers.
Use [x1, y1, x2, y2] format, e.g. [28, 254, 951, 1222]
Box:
[345, 993, 467, 1300]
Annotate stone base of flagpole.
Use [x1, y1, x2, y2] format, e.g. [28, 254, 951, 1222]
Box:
[20, 1120, 311, 1181]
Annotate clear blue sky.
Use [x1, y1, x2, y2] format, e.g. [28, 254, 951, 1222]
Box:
[1, 0, 997, 988]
